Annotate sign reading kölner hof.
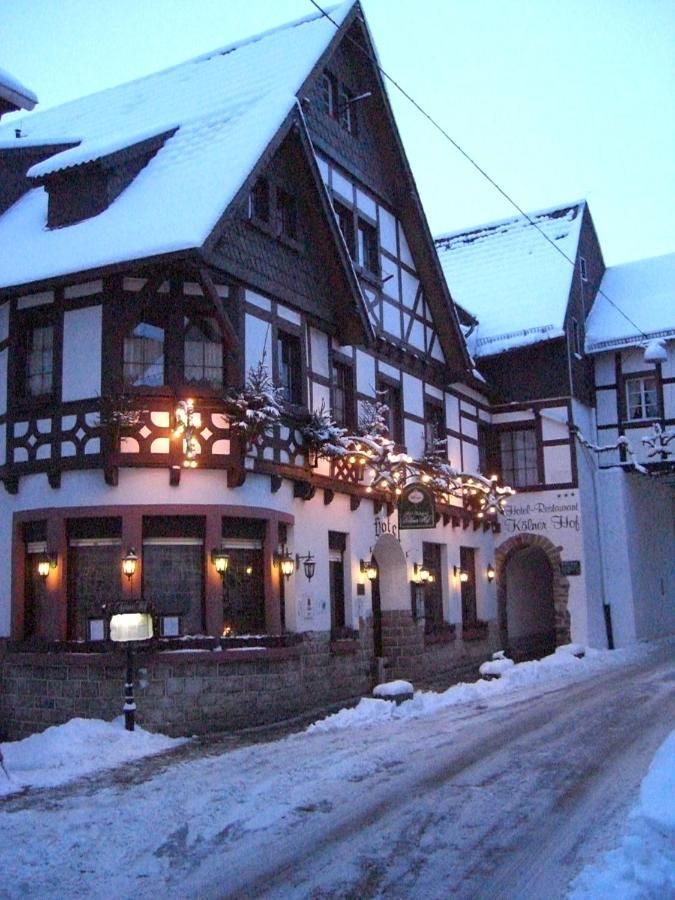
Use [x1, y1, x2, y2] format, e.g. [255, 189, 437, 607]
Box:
[398, 483, 436, 530]
[502, 493, 581, 535]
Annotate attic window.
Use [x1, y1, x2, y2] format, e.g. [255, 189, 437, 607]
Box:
[580, 257, 588, 281]
[318, 70, 358, 135]
[250, 177, 271, 224]
[277, 188, 298, 240]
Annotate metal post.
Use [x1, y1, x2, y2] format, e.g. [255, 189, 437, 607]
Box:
[124, 643, 136, 731]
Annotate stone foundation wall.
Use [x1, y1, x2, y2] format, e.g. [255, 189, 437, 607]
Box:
[0, 625, 373, 741]
[379, 610, 500, 686]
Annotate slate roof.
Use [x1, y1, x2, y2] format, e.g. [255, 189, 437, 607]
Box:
[435, 202, 584, 357]
[0, 2, 353, 290]
[585, 252, 675, 352]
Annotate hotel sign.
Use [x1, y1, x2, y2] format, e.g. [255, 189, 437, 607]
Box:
[398, 483, 436, 530]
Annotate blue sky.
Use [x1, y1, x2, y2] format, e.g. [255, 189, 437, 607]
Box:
[3, 0, 674, 266]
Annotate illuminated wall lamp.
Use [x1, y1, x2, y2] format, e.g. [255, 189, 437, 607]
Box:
[211, 548, 230, 580]
[274, 546, 295, 580]
[360, 558, 378, 582]
[454, 566, 469, 583]
[487, 563, 496, 582]
[37, 552, 58, 579]
[122, 549, 138, 581]
[414, 563, 432, 584]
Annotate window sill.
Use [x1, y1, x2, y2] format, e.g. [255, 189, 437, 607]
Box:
[354, 265, 381, 288]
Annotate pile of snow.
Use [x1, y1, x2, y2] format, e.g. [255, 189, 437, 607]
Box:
[568, 729, 675, 897]
[373, 680, 414, 698]
[308, 643, 644, 734]
[479, 651, 515, 679]
[0, 717, 187, 796]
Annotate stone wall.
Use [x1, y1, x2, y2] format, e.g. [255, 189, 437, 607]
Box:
[379, 610, 500, 686]
[0, 625, 373, 740]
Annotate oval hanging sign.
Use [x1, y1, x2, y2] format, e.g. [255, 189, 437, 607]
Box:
[399, 482, 436, 530]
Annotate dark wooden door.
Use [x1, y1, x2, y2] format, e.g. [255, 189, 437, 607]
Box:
[460, 546, 477, 627]
[371, 574, 383, 657]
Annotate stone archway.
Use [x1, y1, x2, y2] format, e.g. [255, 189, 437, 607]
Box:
[495, 534, 571, 657]
[371, 533, 414, 671]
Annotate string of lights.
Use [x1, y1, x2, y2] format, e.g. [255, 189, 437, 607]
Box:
[307, 0, 650, 341]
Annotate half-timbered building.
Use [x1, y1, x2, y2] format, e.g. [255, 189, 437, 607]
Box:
[0, 2, 505, 738]
[436, 208, 675, 658]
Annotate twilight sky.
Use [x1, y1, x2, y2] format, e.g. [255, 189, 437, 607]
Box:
[3, 0, 674, 266]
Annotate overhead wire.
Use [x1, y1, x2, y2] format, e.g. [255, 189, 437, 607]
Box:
[307, 0, 650, 341]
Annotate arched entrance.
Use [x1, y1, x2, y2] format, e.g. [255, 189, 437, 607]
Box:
[496, 534, 571, 660]
[371, 533, 408, 658]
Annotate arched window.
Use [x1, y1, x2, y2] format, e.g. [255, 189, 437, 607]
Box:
[184, 315, 224, 389]
[123, 322, 164, 387]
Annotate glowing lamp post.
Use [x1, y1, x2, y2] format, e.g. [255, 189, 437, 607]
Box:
[109, 549, 153, 731]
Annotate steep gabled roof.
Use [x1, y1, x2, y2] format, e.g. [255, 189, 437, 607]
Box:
[0, 2, 355, 290]
[585, 252, 675, 353]
[435, 201, 585, 357]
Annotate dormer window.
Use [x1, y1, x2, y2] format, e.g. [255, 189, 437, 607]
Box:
[580, 257, 588, 281]
[319, 72, 336, 117]
[123, 322, 164, 387]
[357, 218, 379, 276]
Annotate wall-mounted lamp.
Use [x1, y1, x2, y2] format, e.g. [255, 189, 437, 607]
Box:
[454, 566, 469, 583]
[414, 563, 433, 584]
[274, 545, 295, 580]
[122, 549, 138, 582]
[37, 552, 58, 579]
[486, 563, 495, 582]
[211, 548, 230, 579]
[296, 551, 316, 581]
[360, 558, 378, 582]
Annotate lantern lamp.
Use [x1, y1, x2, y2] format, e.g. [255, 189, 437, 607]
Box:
[360, 558, 378, 582]
[37, 552, 58, 579]
[211, 548, 230, 579]
[122, 549, 138, 582]
[487, 563, 496, 582]
[454, 566, 469, 583]
[296, 551, 316, 581]
[275, 546, 295, 580]
[414, 563, 431, 584]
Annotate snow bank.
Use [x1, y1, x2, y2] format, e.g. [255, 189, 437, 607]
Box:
[308, 643, 652, 734]
[568, 729, 675, 898]
[0, 717, 187, 796]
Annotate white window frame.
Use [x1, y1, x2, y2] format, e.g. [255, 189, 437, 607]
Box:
[625, 375, 659, 421]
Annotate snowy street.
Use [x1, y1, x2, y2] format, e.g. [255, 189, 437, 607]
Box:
[1, 642, 673, 899]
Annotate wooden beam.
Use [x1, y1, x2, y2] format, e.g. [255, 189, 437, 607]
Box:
[442, 513, 451, 527]
[451, 516, 460, 529]
[270, 474, 283, 494]
[199, 267, 240, 355]
[323, 488, 334, 505]
[293, 480, 315, 501]
[48, 469, 61, 490]
[169, 465, 181, 487]
[350, 495, 361, 512]
[2, 476, 18, 495]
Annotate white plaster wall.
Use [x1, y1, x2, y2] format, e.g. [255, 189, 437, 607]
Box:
[595, 389, 617, 427]
[622, 475, 675, 641]
[62, 306, 102, 402]
[402, 373, 423, 416]
[596, 468, 637, 646]
[543, 445, 572, 485]
[593, 354, 615, 386]
[309, 327, 329, 378]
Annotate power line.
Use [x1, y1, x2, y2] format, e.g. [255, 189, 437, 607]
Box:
[308, 0, 649, 341]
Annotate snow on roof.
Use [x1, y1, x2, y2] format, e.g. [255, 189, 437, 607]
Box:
[0, 65, 38, 108]
[585, 252, 675, 352]
[0, 2, 354, 290]
[435, 202, 584, 356]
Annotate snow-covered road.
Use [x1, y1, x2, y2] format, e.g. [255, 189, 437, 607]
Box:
[1, 643, 673, 899]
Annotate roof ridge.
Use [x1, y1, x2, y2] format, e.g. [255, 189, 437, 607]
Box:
[434, 199, 586, 245]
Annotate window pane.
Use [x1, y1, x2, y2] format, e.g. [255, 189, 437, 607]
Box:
[143, 542, 203, 636]
[184, 316, 223, 389]
[26, 325, 54, 397]
[123, 322, 164, 387]
[277, 189, 298, 240]
[357, 219, 379, 275]
[500, 428, 538, 487]
[278, 333, 302, 405]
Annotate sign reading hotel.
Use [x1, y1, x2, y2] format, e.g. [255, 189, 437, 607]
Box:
[398, 483, 436, 530]
[502, 495, 580, 535]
